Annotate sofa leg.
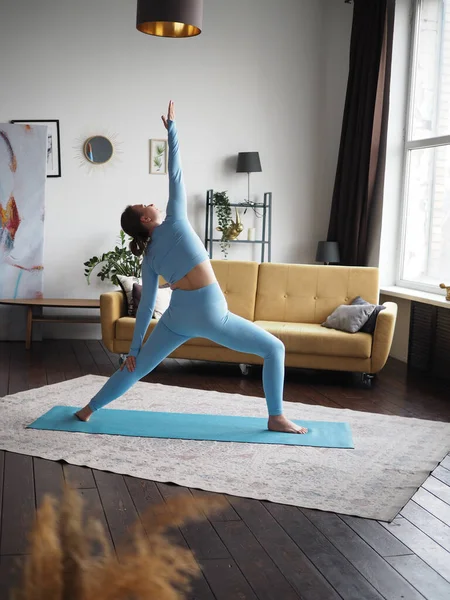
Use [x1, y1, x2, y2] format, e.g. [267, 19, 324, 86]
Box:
[361, 372, 375, 388]
[239, 364, 250, 376]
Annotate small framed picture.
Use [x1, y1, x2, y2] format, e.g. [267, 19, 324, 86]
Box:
[11, 119, 61, 177]
[149, 139, 167, 174]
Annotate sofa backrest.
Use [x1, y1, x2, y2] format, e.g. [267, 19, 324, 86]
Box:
[255, 263, 379, 324]
[212, 260, 259, 321]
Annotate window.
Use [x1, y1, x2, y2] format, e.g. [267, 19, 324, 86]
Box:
[399, 0, 450, 293]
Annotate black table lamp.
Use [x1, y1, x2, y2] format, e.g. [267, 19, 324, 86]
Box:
[136, 0, 203, 38]
[316, 241, 340, 265]
[236, 152, 262, 204]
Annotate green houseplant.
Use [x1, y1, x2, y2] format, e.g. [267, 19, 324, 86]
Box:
[212, 191, 233, 257]
[84, 230, 142, 286]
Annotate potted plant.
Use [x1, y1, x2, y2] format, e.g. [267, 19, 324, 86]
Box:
[212, 191, 244, 257]
[84, 230, 142, 286]
[212, 191, 232, 257]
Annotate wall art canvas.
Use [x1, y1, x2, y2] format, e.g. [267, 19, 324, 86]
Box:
[11, 119, 61, 177]
[0, 123, 47, 299]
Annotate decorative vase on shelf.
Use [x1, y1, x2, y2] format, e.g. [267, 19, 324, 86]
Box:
[217, 208, 244, 241]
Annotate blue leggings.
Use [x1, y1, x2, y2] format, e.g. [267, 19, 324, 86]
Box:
[89, 283, 285, 416]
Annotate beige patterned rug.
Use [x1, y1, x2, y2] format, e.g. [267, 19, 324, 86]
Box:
[1, 375, 449, 521]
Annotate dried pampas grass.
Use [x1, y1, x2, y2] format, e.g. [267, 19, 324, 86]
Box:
[12, 485, 227, 600]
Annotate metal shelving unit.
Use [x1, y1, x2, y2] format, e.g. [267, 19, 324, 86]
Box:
[204, 189, 272, 262]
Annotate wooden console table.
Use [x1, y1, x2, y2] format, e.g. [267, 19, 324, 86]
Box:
[0, 298, 100, 349]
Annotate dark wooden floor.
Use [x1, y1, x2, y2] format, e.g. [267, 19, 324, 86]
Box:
[0, 340, 449, 600]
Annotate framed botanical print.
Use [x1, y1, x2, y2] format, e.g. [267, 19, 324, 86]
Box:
[149, 139, 168, 175]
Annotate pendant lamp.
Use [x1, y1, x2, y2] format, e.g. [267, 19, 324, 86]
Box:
[136, 0, 203, 38]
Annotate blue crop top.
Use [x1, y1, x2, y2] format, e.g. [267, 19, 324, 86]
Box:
[129, 120, 209, 356]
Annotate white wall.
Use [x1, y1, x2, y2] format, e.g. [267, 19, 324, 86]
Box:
[0, 0, 353, 340]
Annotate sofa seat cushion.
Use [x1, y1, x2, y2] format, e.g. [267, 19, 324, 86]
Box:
[255, 321, 372, 359]
[115, 317, 220, 348]
[116, 316, 371, 359]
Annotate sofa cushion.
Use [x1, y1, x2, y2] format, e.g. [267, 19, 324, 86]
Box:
[351, 295, 386, 333]
[117, 275, 141, 316]
[322, 304, 376, 333]
[118, 274, 170, 316]
[182, 336, 219, 347]
[132, 283, 142, 314]
[115, 317, 220, 348]
[255, 321, 372, 359]
[211, 260, 259, 321]
[132, 282, 172, 318]
[116, 317, 372, 358]
[255, 263, 379, 324]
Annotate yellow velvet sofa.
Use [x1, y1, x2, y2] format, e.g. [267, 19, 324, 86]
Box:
[100, 261, 397, 382]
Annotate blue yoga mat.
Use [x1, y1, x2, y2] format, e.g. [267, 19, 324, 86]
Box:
[28, 406, 354, 448]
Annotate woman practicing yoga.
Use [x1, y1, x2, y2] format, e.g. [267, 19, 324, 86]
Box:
[76, 101, 307, 434]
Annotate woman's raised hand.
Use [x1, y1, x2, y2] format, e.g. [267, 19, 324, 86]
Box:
[161, 100, 175, 130]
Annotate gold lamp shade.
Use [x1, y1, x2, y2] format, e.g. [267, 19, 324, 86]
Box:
[136, 0, 203, 38]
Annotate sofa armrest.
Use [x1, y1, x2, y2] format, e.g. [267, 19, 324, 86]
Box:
[100, 291, 126, 352]
[370, 301, 398, 373]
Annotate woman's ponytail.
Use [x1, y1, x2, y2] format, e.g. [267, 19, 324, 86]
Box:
[121, 205, 150, 257]
[129, 236, 148, 257]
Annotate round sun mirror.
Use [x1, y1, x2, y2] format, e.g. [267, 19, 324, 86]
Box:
[83, 136, 114, 164]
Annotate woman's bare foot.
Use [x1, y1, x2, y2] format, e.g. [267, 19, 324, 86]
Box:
[75, 405, 93, 422]
[268, 415, 308, 434]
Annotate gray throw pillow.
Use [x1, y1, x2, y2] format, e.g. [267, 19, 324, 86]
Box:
[322, 304, 376, 333]
[351, 296, 386, 333]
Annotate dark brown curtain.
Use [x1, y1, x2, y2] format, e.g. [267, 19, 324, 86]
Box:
[327, 0, 395, 266]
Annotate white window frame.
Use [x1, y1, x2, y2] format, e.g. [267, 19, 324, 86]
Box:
[397, 0, 450, 295]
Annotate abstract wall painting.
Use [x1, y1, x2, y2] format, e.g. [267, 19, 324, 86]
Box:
[0, 123, 47, 299]
[11, 119, 61, 177]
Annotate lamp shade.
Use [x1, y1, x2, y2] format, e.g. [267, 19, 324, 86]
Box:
[315, 241, 340, 264]
[236, 152, 262, 173]
[136, 0, 203, 38]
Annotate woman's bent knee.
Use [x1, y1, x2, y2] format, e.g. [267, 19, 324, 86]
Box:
[265, 334, 285, 359]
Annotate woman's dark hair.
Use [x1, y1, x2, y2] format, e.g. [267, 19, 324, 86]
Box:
[121, 205, 150, 257]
